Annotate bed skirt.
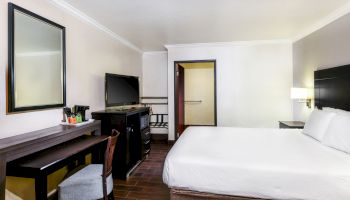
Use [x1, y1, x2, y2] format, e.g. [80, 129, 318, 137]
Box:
[170, 188, 264, 200]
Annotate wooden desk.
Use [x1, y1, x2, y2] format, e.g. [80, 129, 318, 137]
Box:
[7, 135, 108, 200]
[0, 120, 101, 200]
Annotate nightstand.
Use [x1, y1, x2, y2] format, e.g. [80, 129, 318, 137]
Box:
[279, 121, 305, 129]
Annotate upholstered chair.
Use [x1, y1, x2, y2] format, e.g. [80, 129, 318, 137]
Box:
[58, 130, 120, 200]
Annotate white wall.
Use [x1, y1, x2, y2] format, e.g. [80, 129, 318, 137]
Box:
[184, 67, 215, 125]
[167, 42, 293, 140]
[142, 52, 168, 97]
[142, 52, 168, 134]
[0, 0, 142, 139]
[293, 12, 350, 121]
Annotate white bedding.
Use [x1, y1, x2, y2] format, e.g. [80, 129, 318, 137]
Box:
[163, 127, 350, 200]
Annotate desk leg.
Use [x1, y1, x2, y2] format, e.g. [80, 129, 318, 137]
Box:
[77, 156, 86, 166]
[91, 143, 105, 164]
[35, 175, 47, 200]
[0, 155, 6, 200]
[92, 128, 101, 136]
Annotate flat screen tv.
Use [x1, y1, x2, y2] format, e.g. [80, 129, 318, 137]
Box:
[105, 73, 140, 107]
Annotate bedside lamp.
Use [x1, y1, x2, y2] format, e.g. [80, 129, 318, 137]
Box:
[291, 87, 312, 108]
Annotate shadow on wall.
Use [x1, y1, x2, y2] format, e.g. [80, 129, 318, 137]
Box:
[293, 100, 313, 122]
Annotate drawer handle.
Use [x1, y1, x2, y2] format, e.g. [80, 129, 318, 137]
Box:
[144, 149, 151, 154]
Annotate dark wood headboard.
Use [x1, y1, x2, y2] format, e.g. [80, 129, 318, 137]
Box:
[314, 64, 350, 111]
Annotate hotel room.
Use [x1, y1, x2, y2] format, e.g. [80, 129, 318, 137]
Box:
[1, 0, 350, 200]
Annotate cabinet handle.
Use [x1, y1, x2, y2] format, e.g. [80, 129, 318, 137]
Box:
[144, 149, 151, 154]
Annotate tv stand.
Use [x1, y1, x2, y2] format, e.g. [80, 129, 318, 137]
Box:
[92, 107, 150, 179]
[109, 107, 137, 112]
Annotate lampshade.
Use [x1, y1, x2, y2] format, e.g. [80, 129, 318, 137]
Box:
[290, 87, 309, 99]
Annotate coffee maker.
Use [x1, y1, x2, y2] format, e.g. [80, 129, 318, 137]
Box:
[73, 105, 90, 121]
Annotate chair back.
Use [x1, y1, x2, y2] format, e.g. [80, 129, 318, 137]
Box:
[102, 129, 120, 199]
[103, 129, 120, 177]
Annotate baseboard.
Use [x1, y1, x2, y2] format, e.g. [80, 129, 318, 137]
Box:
[168, 140, 175, 145]
[151, 134, 168, 141]
[151, 134, 176, 145]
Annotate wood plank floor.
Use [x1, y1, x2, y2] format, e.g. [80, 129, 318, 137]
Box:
[113, 141, 173, 200]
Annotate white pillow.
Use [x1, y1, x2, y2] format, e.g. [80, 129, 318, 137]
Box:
[322, 113, 350, 154]
[302, 109, 336, 141]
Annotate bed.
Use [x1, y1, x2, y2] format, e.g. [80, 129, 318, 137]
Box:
[163, 127, 350, 200]
[163, 65, 350, 200]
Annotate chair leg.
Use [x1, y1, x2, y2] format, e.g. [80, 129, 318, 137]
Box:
[35, 175, 47, 200]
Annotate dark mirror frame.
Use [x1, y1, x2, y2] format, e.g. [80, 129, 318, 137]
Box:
[8, 3, 66, 113]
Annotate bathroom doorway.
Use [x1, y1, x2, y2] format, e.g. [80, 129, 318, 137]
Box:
[174, 60, 217, 139]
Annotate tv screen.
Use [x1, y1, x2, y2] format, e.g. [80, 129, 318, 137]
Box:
[105, 73, 139, 107]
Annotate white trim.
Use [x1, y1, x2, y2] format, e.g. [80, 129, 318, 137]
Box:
[293, 1, 350, 42]
[49, 0, 143, 53]
[164, 39, 292, 49]
[143, 51, 168, 56]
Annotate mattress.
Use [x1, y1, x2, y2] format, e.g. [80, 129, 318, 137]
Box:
[163, 127, 350, 200]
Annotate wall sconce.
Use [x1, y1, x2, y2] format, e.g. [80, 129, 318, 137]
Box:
[291, 87, 312, 108]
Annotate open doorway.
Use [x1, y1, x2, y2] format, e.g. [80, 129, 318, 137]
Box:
[174, 60, 217, 139]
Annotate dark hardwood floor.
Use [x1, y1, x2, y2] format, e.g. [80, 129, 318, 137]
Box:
[113, 141, 173, 200]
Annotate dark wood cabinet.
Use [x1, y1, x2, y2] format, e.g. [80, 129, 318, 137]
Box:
[92, 107, 150, 179]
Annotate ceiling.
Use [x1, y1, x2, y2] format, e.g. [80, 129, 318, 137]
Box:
[64, 0, 350, 51]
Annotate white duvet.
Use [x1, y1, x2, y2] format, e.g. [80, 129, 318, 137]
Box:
[163, 127, 350, 200]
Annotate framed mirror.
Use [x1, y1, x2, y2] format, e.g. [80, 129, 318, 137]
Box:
[8, 3, 66, 113]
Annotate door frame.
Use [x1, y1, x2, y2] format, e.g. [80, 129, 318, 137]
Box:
[174, 60, 217, 140]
